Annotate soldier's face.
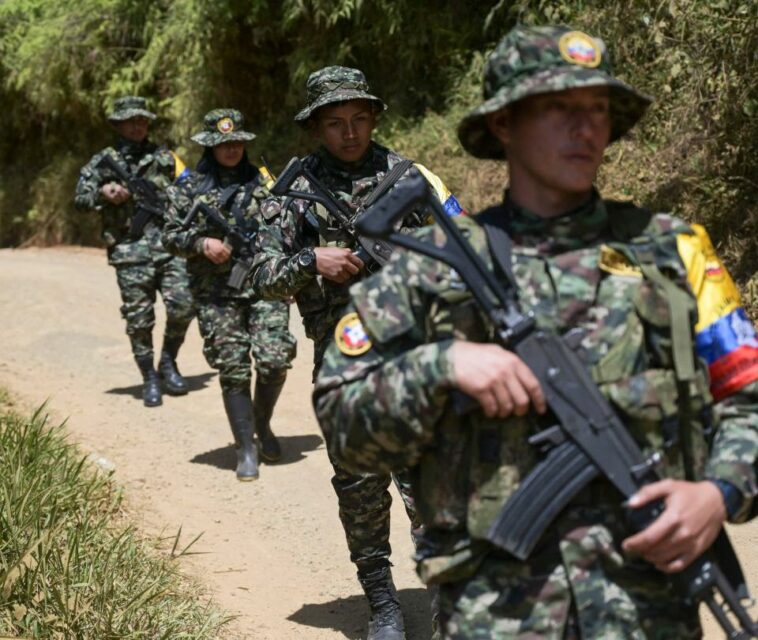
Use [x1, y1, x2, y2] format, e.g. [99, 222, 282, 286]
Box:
[313, 100, 376, 164]
[488, 87, 611, 215]
[212, 141, 245, 168]
[115, 117, 150, 143]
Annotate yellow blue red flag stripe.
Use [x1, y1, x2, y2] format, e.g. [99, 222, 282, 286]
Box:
[678, 224, 758, 400]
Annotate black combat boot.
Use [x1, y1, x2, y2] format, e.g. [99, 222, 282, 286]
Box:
[135, 355, 162, 407]
[158, 337, 188, 396]
[222, 391, 259, 481]
[253, 370, 287, 463]
[358, 565, 406, 640]
[428, 584, 441, 640]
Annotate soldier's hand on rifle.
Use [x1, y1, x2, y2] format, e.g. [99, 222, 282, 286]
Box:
[101, 182, 130, 205]
[315, 247, 364, 283]
[622, 479, 726, 573]
[450, 341, 547, 418]
[203, 237, 232, 264]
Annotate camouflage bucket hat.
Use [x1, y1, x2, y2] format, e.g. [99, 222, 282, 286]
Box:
[191, 108, 256, 147]
[294, 65, 387, 126]
[108, 96, 157, 122]
[458, 25, 653, 159]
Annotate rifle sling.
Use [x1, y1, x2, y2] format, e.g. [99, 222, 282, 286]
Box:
[476, 206, 519, 295]
[219, 184, 241, 214]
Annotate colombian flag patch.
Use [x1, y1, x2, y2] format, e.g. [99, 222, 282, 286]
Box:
[678, 225, 758, 400]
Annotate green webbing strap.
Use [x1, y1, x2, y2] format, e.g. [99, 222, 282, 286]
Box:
[633, 245, 697, 382]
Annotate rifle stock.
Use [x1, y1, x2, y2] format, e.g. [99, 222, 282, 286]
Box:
[354, 176, 757, 639]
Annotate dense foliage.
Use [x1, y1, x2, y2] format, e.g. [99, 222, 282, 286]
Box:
[1, 0, 756, 310]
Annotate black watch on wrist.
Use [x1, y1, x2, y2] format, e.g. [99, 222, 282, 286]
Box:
[297, 247, 317, 275]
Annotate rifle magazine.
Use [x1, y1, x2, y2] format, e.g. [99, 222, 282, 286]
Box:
[484, 439, 598, 560]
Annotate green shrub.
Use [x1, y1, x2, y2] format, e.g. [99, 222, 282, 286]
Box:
[1, 0, 755, 315]
[0, 396, 229, 638]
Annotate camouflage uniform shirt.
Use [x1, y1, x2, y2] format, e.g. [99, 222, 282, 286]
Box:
[75, 138, 187, 265]
[251, 142, 461, 369]
[314, 194, 758, 637]
[163, 165, 271, 301]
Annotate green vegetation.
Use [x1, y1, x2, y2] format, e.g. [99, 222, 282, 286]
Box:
[0, 0, 756, 313]
[0, 392, 229, 639]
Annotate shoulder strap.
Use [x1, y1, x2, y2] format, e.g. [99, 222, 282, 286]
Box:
[475, 205, 518, 294]
[219, 184, 240, 210]
[629, 241, 696, 383]
[363, 159, 414, 208]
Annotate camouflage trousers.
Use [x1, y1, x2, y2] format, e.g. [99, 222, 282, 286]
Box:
[437, 505, 701, 639]
[328, 451, 422, 573]
[314, 333, 422, 575]
[114, 256, 195, 359]
[196, 297, 297, 394]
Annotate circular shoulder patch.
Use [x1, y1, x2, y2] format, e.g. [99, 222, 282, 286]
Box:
[335, 312, 372, 356]
[217, 117, 235, 134]
[558, 31, 602, 68]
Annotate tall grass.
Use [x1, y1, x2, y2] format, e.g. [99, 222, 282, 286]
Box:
[0, 392, 229, 639]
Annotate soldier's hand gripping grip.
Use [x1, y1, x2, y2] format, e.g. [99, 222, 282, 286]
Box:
[270, 157, 303, 197]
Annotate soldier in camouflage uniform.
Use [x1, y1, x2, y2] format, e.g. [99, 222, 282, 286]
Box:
[163, 109, 297, 481]
[314, 26, 758, 639]
[250, 66, 463, 639]
[75, 96, 195, 407]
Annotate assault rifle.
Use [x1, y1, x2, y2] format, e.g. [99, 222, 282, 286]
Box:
[96, 153, 165, 239]
[182, 201, 258, 290]
[270, 156, 398, 271]
[354, 173, 758, 639]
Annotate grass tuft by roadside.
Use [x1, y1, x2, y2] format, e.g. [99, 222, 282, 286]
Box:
[0, 391, 230, 639]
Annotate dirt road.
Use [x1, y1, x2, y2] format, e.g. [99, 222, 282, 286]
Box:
[0, 247, 754, 639]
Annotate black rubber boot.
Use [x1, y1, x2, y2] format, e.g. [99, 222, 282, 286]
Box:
[222, 391, 259, 481]
[158, 337, 188, 396]
[135, 355, 162, 407]
[253, 370, 287, 463]
[358, 566, 406, 640]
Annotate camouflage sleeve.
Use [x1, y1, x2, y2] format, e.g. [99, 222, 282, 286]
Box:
[162, 182, 204, 257]
[676, 224, 758, 520]
[249, 196, 316, 300]
[74, 152, 106, 211]
[313, 247, 456, 474]
[706, 380, 758, 522]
